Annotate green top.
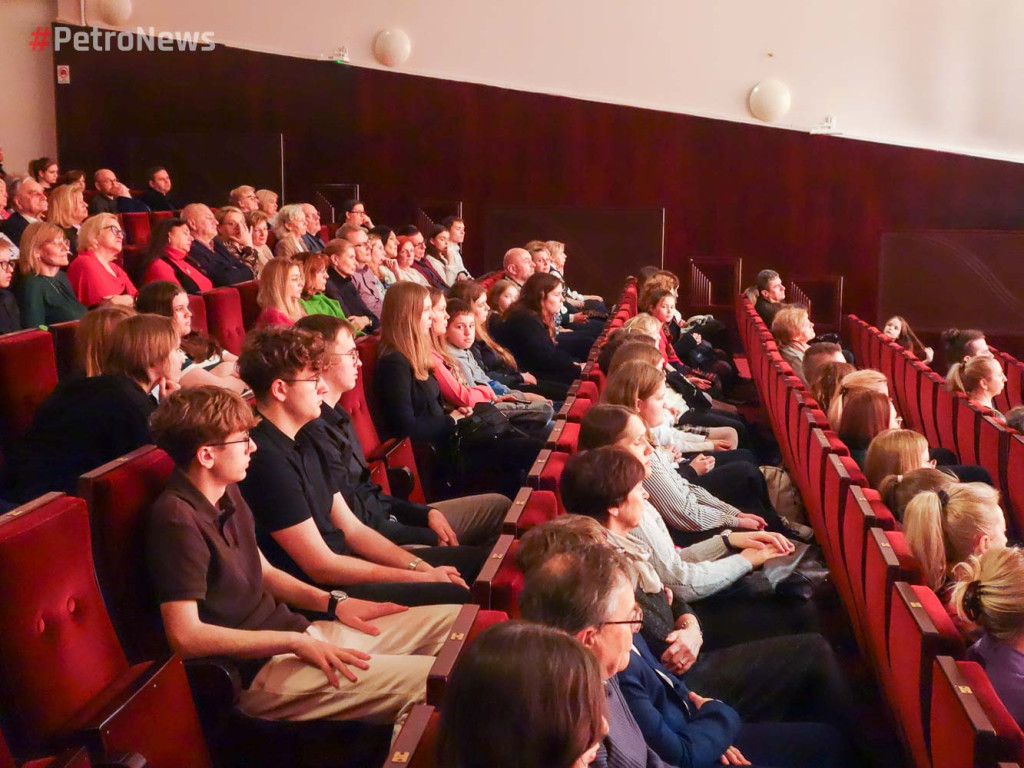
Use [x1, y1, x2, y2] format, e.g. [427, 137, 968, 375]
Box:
[300, 292, 346, 319]
[16, 272, 87, 329]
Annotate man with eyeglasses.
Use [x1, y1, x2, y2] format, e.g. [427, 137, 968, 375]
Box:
[0, 239, 20, 333]
[236, 326, 474, 607]
[146, 385, 460, 728]
[228, 185, 259, 214]
[338, 224, 384, 319]
[343, 199, 374, 230]
[0, 178, 49, 246]
[89, 168, 150, 215]
[300, 204, 326, 253]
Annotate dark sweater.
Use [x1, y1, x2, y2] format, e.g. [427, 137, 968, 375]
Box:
[373, 350, 454, 448]
[492, 309, 580, 385]
[188, 240, 254, 287]
[0, 290, 20, 334]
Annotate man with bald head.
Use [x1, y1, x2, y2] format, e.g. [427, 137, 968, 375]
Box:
[502, 247, 535, 287]
[0, 178, 49, 245]
[300, 204, 326, 252]
[181, 202, 254, 287]
[89, 168, 149, 215]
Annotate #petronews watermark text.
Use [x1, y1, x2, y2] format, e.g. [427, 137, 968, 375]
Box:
[39, 25, 216, 52]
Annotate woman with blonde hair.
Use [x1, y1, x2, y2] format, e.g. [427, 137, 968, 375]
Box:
[46, 183, 88, 253]
[272, 204, 307, 259]
[254, 189, 278, 218]
[947, 355, 1007, 417]
[15, 221, 87, 327]
[66, 213, 137, 308]
[826, 369, 889, 428]
[255, 257, 305, 328]
[878, 467, 957, 523]
[949, 547, 1024, 726]
[772, 306, 815, 384]
[75, 304, 136, 377]
[904, 483, 1006, 593]
[863, 428, 930, 490]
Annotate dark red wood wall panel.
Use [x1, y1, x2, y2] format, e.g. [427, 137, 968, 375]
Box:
[53, 26, 1024, 322]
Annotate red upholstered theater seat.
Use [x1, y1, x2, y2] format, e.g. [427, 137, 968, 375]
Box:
[1006, 434, 1024, 538]
[471, 537, 523, 617]
[888, 582, 966, 768]
[188, 292, 208, 334]
[820, 453, 867, 571]
[839, 485, 896, 654]
[954, 393, 984, 466]
[426, 605, 508, 705]
[501, 486, 560, 536]
[202, 287, 247, 356]
[384, 705, 438, 768]
[120, 211, 151, 247]
[545, 420, 580, 453]
[47, 320, 80, 380]
[234, 280, 260, 329]
[0, 494, 212, 767]
[930, 657, 1024, 768]
[149, 210, 174, 227]
[0, 728, 92, 768]
[0, 330, 59, 450]
[526, 450, 568, 514]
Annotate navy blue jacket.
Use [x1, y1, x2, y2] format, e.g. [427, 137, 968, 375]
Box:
[617, 636, 741, 768]
[188, 239, 254, 287]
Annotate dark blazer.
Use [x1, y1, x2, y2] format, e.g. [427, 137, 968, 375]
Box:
[325, 270, 380, 329]
[373, 350, 454, 448]
[618, 636, 740, 768]
[594, 676, 672, 768]
[492, 309, 580, 384]
[301, 233, 325, 253]
[188, 239, 254, 287]
[0, 212, 32, 247]
[89, 195, 150, 215]
[136, 188, 175, 212]
[0, 289, 21, 335]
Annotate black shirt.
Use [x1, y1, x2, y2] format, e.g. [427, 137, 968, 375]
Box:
[239, 415, 349, 582]
[137, 188, 176, 212]
[0, 289, 20, 334]
[325, 270, 380, 329]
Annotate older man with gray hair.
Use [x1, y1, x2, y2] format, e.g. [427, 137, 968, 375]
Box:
[0, 177, 48, 245]
[182, 202, 254, 287]
[228, 185, 259, 213]
[501, 247, 535, 287]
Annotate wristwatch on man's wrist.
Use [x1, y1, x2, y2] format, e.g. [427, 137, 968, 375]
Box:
[721, 529, 738, 552]
[327, 589, 348, 617]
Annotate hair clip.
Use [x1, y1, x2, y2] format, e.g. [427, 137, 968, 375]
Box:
[963, 580, 984, 622]
[937, 489, 950, 507]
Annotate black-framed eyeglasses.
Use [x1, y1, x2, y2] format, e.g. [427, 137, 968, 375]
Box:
[104, 225, 125, 237]
[282, 376, 322, 386]
[0, 259, 17, 271]
[601, 605, 644, 633]
[206, 432, 252, 449]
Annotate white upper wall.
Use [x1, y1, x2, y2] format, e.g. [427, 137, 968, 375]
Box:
[10, 0, 1020, 166]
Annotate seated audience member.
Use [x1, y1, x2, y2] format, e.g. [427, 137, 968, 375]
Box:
[487, 278, 520, 314]
[46, 183, 88, 253]
[255, 188, 278, 217]
[343, 199, 373, 229]
[140, 218, 211, 293]
[878, 467, 957, 523]
[1006, 405, 1024, 433]
[256, 257, 306, 328]
[948, 355, 1007, 418]
[323, 238, 377, 331]
[864, 427, 991, 489]
[883, 315, 933, 363]
[397, 225, 447, 291]
[904, 483, 1007, 595]
[228, 184, 259, 213]
[425, 225, 463, 285]
[950, 547, 1024, 727]
[16, 222, 87, 327]
[943, 327, 992, 371]
[181, 203, 254, 286]
[338, 224, 385, 318]
[295, 251, 346, 319]
[235, 327, 473, 605]
[809, 360, 855, 414]
[753, 269, 786, 327]
[6, 314, 183, 500]
[393, 235, 429, 286]
[67, 213, 137, 307]
[437, 621, 606, 768]
[492, 272, 583, 386]
[136, 166, 175, 211]
[622, 313, 721, 404]
[772, 305, 815, 384]
[213, 206, 260, 274]
[579, 404, 796, 547]
[644, 288, 732, 389]
[74, 304, 136, 377]
[56, 169, 86, 190]
[0, 178, 8, 221]
[366, 230, 396, 288]
[826, 369, 890, 428]
[295, 316, 502, 583]
[432, 294, 553, 438]
[273, 204, 308, 260]
[89, 168, 148, 215]
[136, 281, 246, 392]
[441, 216, 471, 281]
[28, 157, 58, 190]
[501, 246, 535, 287]
[300, 204, 325, 252]
[547, 239, 605, 310]
[0, 239, 19, 334]
[837, 390, 900, 464]
[518, 542, 857, 768]
[0, 177, 49, 245]
[145, 385, 460, 728]
[246, 210, 274, 277]
[802, 342, 845, 391]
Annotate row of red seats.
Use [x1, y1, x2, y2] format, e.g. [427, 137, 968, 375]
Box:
[381, 279, 639, 767]
[843, 316, 1024, 539]
[738, 297, 1023, 768]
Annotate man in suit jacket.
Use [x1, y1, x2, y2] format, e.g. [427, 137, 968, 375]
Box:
[136, 166, 176, 211]
[301, 204, 326, 252]
[0, 178, 48, 246]
[89, 169, 150, 215]
[181, 202, 253, 287]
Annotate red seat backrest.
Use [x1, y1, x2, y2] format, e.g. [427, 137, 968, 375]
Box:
[955, 393, 983, 466]
[338, 363, 384, 456]
[1005, 435, 1024, 539]
[48, 319, 80, 380]
[918, 370, 943, 448]
[0, 330, 59, 445]
[840, 485, 896, 652]
[821, 453, 866, 570]
[120, 212, 151, 247]
[0, 494, 129, 745]
[187, 292, 208, 335]
[78, 445, 175, 663]
[516, 489, 560, 534]
[935, 385, 960, 459]
[234, 280, 260, 329]
[202, 287, 246, 356]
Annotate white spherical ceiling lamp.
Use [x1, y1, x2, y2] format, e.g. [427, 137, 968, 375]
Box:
[748, 79, 791, 123]
[98, 0, 133, 26]
[373, 29, 412, 67]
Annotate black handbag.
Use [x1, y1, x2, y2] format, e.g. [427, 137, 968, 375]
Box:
[453, 402, 529, 445]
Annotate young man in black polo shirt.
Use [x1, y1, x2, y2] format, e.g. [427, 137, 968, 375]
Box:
[146, 386, 459, 724]
[236, 326, 474, 606]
